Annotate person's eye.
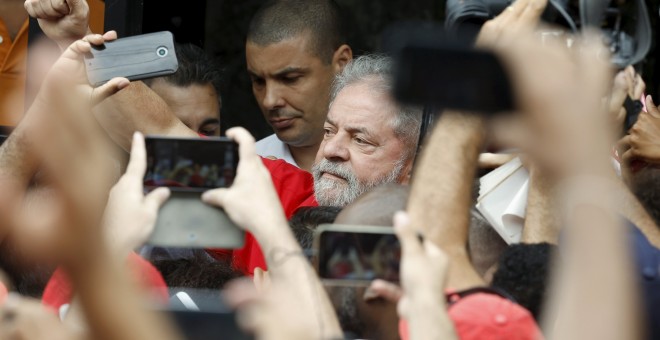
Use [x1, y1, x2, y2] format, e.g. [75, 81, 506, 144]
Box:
[324, 127, 335, 138]
[281, 75, 302, 85]
[354, 137, 369, 145]
[200, 126, 219, 136]
[251, 76, 265, 87]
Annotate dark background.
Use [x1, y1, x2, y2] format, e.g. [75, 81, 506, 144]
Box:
[138, 0, 659, 140]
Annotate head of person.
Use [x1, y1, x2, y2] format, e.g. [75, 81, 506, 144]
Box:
[289, 206, 342, 250]
[312, 55, 422, 207]
[628, 166, 660, 226]
[490, 243, 556, 321]
[144, 43, 223, 137]
[246, 0, 353, 148]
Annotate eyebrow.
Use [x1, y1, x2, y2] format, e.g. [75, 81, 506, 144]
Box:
[200, 118, 220, 126]
[273, 66, 309, 77]
[326, 117, 375, 139]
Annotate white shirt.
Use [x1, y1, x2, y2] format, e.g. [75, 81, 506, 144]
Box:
[255, 134, 299, 168]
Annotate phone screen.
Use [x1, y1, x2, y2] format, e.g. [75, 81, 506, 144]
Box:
[144, 137, 238, 192]
[318, 230, 400, 282]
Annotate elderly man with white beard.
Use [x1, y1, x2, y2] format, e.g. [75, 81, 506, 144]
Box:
[311, 55, 422, 207]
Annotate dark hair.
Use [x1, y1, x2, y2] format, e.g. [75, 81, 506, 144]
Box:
[144, 43, 223, 105]
[491, 243, 556, 321]
[152, 250, 241, 290]
[247, 0, 347, 64]
[629, 167, 660, 226]
[289, 206, 342, 249]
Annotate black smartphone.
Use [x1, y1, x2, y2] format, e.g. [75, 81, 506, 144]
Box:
[145, 136, 238, 192]
[315, 224, 400, 284]
[144, 136, 244, 249]
[393, 44, 515, 113]
[84, 31, 179, 87]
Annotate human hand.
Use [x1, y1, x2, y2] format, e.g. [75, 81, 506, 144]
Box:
[620, 96, 660, 166]
[201, 127, 287, 239]
[394, 212, 448, 314]
[609, 66, 646, 131]
[0, 294, 82, 340]
[34, 31, 129, 118]
[224, 278, 318, 340]
[476, 0, 548, 47]
[103, 132, 171, 257]
[25, 0, 91, 50]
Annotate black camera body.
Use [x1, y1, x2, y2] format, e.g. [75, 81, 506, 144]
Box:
[445, 0, 652, 68]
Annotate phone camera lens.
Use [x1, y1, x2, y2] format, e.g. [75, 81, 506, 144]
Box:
[156, 46, 168, 57]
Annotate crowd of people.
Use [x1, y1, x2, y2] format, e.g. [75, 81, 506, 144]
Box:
[0, 0, 659, 339]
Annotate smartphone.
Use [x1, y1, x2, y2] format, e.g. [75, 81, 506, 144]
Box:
[315, 224, 400, 284]
[84, 31, 178, 87]
[144, 136, 244, 249]
[393, 43, 515, 113]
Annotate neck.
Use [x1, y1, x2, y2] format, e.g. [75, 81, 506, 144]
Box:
[0, 0, 27, 40]
[289, 142, 321, 172]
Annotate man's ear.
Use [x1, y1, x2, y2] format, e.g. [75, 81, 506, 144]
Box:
[331, 44, 353, 73]
[399, 158, 415, 185]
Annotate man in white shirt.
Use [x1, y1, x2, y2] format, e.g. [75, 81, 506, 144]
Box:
[246, 0, 352, 171]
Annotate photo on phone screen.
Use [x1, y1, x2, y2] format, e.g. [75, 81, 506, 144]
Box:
[316, 225, 400, 282]
[144, 137, 238, 192]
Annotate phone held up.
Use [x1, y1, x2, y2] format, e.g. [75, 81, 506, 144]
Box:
[314, 224, 400, 285]
[84, 31, 179, 87]
[144, 136, 244, 249]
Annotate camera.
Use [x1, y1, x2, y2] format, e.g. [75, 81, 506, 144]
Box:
[445, 0, 652, 68]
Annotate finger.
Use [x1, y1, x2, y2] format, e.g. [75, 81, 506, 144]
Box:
[201, 188, 228, 208]
[60, 39, 92, 62]
[610, 71, 629, 111]
[24, 1, 38, 18]
[144, 187, 170, 212]
[126, 132, 147, 179]
[66, 0, 87, 18]
[226, 127, 258, 163]
[646, 95, 660, 118]
[39, 0, 63, 18]
[91, 77, 130, 104]
[51, 0, 70, 16]
[83, 33, 105, 46]
[102, 30, 118, 41]
[393, 211, 423, 257]
[497, 0, 529, 26]
[514, 0, 548, 29]
[30, 1, 48, 19]
[632, 75, 645, 100]
[364, 279, 403, 303]
[222, 278, 260, 308]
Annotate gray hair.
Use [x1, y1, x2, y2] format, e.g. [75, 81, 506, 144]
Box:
[329, 54, 422, 159]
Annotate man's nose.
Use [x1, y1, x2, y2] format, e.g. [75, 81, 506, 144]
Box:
[262, 82, 286, 111]
[322, 134, 350, 162]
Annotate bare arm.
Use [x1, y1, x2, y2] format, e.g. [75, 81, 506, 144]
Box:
[407, 112, 486, 291]
[521, 164, 560, 244]
[202, 127, 343, 339]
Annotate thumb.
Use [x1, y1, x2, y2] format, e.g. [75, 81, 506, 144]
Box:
[202, 188, 229, 208]
[91, 77, 130, 105]
[144, 187, 171, 213]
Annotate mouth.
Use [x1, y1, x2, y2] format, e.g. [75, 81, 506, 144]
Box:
[269, 117, 297, 130]
[321, 172, 346, 182]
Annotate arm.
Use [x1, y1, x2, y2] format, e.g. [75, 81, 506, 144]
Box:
[406, 112, 486, 291]
[202, 128, 343, 339]
[521, 163, 560, 244]
[94, 81, 198, 151]
[25, 0, 92, 51]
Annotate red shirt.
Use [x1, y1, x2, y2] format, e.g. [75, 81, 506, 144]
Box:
[207, 158, 318, 274]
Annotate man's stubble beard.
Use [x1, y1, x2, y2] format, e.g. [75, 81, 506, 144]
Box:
[312, 158, 405, 207]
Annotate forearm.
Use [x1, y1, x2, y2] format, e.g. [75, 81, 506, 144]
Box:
[522, 165, 560, 244]
[407, 295, 456, 340]
[95, 82, 197, 150]
[407, 112, 485, 289]
[252, 212, 343, 339]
